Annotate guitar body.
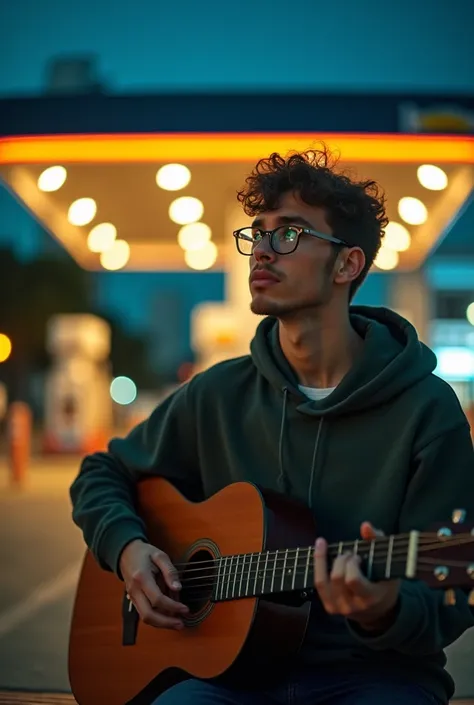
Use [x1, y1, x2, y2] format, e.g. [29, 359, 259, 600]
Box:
[68, 478, 316, 705]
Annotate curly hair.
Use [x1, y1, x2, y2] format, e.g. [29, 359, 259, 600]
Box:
[237, 146, 388, 299]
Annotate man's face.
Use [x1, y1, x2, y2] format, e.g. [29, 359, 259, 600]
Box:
[248, 191, 341, 318]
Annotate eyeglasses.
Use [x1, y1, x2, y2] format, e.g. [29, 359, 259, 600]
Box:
[233, 225, 349, 256]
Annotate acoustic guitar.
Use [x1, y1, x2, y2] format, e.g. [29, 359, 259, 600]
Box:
[68, 477, 474, 705]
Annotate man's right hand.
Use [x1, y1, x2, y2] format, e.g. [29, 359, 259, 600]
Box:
[119, 539, 189, 630]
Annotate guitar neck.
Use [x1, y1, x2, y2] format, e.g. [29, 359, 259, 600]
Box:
[212, 532, 419, 602]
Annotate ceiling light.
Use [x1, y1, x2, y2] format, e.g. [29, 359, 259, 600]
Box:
[100, 239, 130, 270]
[184, 241, 218, 270]
[398, 197, 428, 226]
[38, 165, 67, 192]
[156, 164, 191, 191]
[87, 223, 117, 253]
[417, 164, 448, 191]
[68, 197, 97, 226]
[169, 196, 204, 225]
[384, 222, 411, 252]
[178, 222, 212, 251]
[374, 246, 399, 270]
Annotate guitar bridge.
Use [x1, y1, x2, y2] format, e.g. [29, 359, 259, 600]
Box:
[122, 592, 139, 646]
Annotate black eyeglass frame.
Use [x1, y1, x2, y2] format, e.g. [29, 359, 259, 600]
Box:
[233, 225, 349, 256]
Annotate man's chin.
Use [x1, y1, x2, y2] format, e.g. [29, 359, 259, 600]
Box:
[250, 296, 286, 317]
[250, 293, 315, 318]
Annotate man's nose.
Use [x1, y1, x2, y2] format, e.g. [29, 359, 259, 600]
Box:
[253, 235, 277, 262]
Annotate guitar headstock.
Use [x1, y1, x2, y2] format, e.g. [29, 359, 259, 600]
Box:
[419, 509, 474, 606]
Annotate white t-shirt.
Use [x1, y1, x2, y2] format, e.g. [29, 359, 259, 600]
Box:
[298, 385, 336, 401]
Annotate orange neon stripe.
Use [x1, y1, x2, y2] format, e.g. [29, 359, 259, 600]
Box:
[0, 133, 473, 165]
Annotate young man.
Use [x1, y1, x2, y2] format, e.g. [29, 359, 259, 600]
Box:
[70, 149, 474, 705]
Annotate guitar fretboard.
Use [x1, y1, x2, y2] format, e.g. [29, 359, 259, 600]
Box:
[211, 534, 418, 602]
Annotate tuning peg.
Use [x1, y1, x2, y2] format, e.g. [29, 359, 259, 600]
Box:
[437, 527, 452, 538]
[434, 566, 449, 581]
[444, 589, 456, 606]
[468, 591, 474, 607]
[452, 509, 466, 524]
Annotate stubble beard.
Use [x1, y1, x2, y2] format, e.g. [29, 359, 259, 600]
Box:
[250, 276, 333, 318]
[250, 297, 299, 317]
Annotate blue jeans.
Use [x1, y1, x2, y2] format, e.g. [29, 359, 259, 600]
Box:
[151, 668, 444, 704]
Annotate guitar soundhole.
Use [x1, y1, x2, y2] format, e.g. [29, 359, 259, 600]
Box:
[180, 547, 217, 625]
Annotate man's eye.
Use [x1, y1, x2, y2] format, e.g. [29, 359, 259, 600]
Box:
[282, 227, 298, 241]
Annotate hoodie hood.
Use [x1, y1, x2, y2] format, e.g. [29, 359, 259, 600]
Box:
[250, 306, 437, 417]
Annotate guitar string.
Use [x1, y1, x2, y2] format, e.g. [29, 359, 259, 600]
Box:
[408, 556, 474, 568]
[170, 535, 474, 576]
[177, 547, 474, 582]
[171, 533, 467, 569]
[172, 558, 474, 602]
[177, 552, 474, 590]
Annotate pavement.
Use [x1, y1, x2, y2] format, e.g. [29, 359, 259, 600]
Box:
[0, 456, 84, 693]
[0, 455, 473, 699]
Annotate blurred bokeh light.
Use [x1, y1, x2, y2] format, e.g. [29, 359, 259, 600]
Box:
[156, 164, 191, 191]
[68, 197, 97, 226]
[417, 164, 448, 191]
[169, 197, 204, 225]
[38, 165, 67, 192]
[100, 239, 130, 270]
[87, 222, 117, 253]
[0, 333, 12, 363]
[110, 376, 137, 405]
[178, 222, 212, 251]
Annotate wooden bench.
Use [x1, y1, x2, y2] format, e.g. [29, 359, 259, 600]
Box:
[0, 694, 75, 704]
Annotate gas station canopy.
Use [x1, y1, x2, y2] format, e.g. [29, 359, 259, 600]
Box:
[0, 92, 473, 272]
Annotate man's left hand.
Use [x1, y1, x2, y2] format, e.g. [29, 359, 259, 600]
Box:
[313, 522, 400, 631]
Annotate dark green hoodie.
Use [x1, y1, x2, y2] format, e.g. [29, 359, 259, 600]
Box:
[70, 306, 474, 703]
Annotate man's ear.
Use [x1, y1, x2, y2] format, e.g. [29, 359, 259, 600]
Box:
[334, 248, 365, 285]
